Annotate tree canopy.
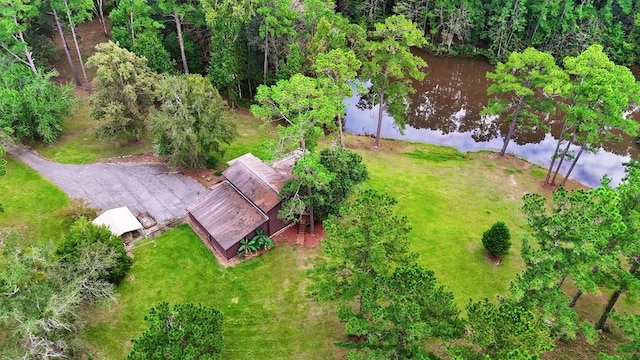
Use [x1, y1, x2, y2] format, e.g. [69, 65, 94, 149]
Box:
[482, 47, 567, 157]
[150, 74, 237, 169]
[127, 302, 224, 360]
[87, 41, 158, 141]
[360, 14, 427, 148]
[0, 58, 75, 143]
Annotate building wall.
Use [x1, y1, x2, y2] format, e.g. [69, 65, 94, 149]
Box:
[188, 213, 231, 259]
[267, 203, 289, 236]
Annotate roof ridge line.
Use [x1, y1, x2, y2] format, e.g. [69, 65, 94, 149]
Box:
[225, 180, 269, 221]
[236, 160, 281, 194]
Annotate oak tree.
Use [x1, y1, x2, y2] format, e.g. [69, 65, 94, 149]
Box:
[150, 74, 236, 169]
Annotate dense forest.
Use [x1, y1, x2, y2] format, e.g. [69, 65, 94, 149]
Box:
[3, 0, 640, 105]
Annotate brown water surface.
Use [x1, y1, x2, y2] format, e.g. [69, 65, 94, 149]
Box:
[345, 49, 640, 187]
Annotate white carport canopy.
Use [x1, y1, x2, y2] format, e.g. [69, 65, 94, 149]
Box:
[92, 207, 144, 236]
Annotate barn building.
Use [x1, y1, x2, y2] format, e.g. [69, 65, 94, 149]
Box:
[187, 153, 291, 259]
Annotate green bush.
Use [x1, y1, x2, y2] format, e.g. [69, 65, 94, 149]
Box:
[55, 217, 133, 284]
[252, 229, 274, 249]
[481, 221, 512, 257]
[54, 198, 99, 225]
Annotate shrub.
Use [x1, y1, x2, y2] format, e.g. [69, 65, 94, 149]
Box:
[237, 238, 259, 256]
[481, 221, 512, 257]
[252, 229, 274, 249]
[56, 217, 132, 284]
[54, 198, 99, 225]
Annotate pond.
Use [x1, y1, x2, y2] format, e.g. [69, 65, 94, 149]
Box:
[344, 49, 640, 187]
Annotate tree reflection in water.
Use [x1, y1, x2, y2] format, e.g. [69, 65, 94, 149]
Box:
[345, 50, 640, 187]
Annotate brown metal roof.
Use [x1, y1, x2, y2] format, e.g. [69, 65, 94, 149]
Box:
[187, 181, 267, 250]
[224, 153, 289, 213]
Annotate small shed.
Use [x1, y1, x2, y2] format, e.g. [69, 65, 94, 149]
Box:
[93, 207, 145, 237]
[223, 154, 289, 235]
[187, 153, 291, 260]
[187, 181, 269, 259]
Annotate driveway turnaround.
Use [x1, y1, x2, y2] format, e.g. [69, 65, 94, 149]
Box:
[11, 147, 207, 224]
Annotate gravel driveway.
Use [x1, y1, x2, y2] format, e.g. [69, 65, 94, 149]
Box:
[11, 147, 206, 224]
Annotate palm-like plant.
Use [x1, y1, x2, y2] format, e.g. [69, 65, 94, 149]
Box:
[252, 229, 275, 249]
[237, 238, 259, 256]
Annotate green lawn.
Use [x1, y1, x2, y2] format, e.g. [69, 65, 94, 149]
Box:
[80, 225, 342, 360]
[34, 100, 277, 165]
[220, 109, 279, 162]
[0, 158, 69, 244]
[9, 104, 637, 358]
[34, 98, 155, 164]
[354, 140, 549, 306]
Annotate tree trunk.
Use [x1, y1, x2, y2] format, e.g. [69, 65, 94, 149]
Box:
[595, 261, 639, 330]
[500, 95, 525, 157]
[569, 289, 582, 308]
[551, 133, 575, 185]
[374, 84, 385, 149]
[263, 22, 269, 84]
[174, 11, 189, 74]
[556, 275, 567, 290]
[307, 184, 315, 235]
[69, 23, 92, 93]
[570, 238, 617, 307]
[53, 9, 81, 86]
[559, 141, 587, 188]
[11, 15, 38, 74]
[94, 0, 109, 37]
[337, 114, 344, 147]
[130, 11, 135, 42]
[545, 119, 568, 185]
[595, 289, 622, 330]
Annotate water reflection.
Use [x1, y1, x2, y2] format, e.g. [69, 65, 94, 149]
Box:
[345, 50, 639, 187]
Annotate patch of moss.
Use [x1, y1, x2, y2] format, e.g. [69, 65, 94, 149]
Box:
[530, 168, 546, 179]
[403, 148, 466, 162]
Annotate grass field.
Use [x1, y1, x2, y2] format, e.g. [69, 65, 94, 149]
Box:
[357, 141, 532, 305]
[80, 225, 341, 360]
[6, 105, 637, 358]
[33, 95, 155, 164]
[0, 158, 69, 244]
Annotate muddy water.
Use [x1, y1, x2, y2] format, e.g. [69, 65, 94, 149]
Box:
[345, 49, 640, 187]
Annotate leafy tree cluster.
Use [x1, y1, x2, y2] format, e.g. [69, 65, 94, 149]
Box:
[150, 74, 236, 169]
[484, 45, 639, 187]
[599, 312, 640, 360]
[55, 217, 133, 285]
[0, 218, 134, 358]
[451, 298, 554, 359]
[109, 0, 207, 74]
[88, 42, 237, 169]
[279, 146, 368, 223]
[0, 57, 76, 143]
[127, 302, 224, 360]
[513, 160, 640, 347]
